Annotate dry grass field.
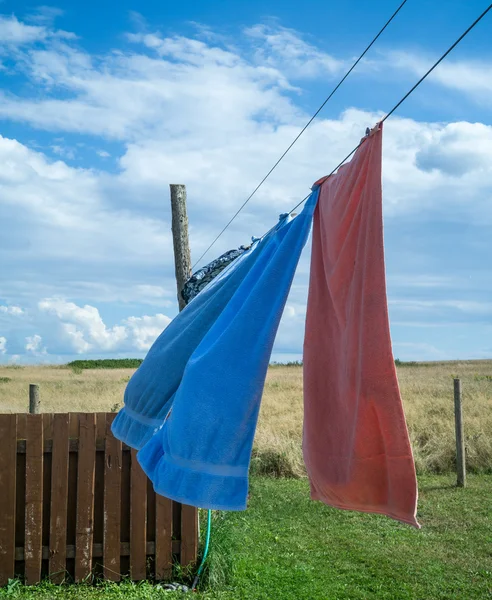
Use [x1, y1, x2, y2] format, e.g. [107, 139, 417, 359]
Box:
[0, 361, 491, 475]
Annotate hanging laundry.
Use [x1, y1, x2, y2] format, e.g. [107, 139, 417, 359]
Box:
[136, 191, 318, 511]
[181, 244, 252, 305]
[112, 224, 279, 451]
[303, 124, 420, 528]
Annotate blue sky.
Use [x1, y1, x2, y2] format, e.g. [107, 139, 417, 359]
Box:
[0, 1, 491, 364]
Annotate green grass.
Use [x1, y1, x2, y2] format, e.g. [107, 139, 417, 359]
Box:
[2, 475, 491, 599]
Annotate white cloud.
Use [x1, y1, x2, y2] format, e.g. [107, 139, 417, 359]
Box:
[383, 51, 492, 104]
[245, 24, 344, 79]
[25, 334, 46, 354]
[415, 121, 492, 176]
[97, 150, 110, 158]
[127, 32, 242, 67]
[134, 285, 170, 300]
[124, 314, 171, 351]
[389, 299, 492, 315]
[0, 134, 173, 277]
[26, 6, 65, 26]
[36, 298, 171, 354]
[0, 305, 24, 315]
[0, 15, 47, 45]
[0, 14, 75, 47]
[0, 336, 6, 354]
[39, 298, 128, 352]
[388, 275, 457, 289]
[51, 144, 76, 160]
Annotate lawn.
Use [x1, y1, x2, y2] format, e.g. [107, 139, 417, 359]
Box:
[2, 475, 491, 599]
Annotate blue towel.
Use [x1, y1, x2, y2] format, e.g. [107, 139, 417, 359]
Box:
[136, 189, 318, 510]
[111, 221, 283, 451]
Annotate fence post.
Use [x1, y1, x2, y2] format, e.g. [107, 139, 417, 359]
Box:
[170, 184, 192, 312]
[29, 384, 40, 414]
[453, 378, 466, 488]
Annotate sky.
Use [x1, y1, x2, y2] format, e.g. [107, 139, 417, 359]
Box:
[0, 0, 491, 365]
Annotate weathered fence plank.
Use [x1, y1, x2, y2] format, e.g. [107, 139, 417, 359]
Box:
[180, 504, 198, 568]
[17, 413, 27, 440]
[75, 414, 96, 582]
[24, 415, 44, 585]
[42, 413, 53, 441]
[49, 414, 70, 583]
[155, 495, 173, 581]
[130, 449, 147, 580]
[0, 415, 17, 587]
[103, 413, 122, 581]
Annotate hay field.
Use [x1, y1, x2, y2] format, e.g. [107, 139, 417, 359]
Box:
[0, 361, 491, 475]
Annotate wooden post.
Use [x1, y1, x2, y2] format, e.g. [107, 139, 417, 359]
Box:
[169, 182, 198, 563]
[170, 184, 192, 311]
[29, 384, 40, 414]
[454, 378, 466, 488]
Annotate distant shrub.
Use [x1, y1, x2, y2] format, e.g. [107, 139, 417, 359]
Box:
[0, 377, 12, 383]
[270, 361, 303, 367]
[66, 359, 143, 370]
[395, 359, 424, 367]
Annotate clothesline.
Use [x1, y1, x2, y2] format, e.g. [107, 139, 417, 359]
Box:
[194, 2, 492, 269]
[190, 0, 410, 270]
[290, 1, 492, 215]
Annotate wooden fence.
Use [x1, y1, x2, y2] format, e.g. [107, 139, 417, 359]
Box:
[0, 412, 198, 586]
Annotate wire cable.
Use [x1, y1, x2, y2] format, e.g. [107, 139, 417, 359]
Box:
[191, 0, 409, 269]
[289, 1, 492, 214]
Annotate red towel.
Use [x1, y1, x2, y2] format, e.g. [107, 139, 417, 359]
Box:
[303, 124, 419, 528]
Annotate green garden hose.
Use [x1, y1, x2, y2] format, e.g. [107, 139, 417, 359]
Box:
[191, 509, 212, 590]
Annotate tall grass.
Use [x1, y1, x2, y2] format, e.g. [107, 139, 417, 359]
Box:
[0, 361, 491, 474]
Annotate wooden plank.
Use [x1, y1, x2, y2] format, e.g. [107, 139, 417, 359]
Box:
[0, 414, 17, 586]
[180, 504, 198, 567]
[17, 413, 27, 440]
[15, 440, 26, 555]
[103, 413, 122, 581]
[24, 415, 44, 585]
[49, 414, 70, 583]
[155, 495, 173, 581]
[96, 413, 106, 445]
[130, 449, 147, 580]
[69, 413, 80, 439]
[16, 540, 181, 561]
[75, 414, 96, 583]
[43, 413, 54, 441]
